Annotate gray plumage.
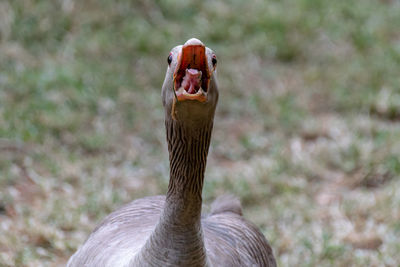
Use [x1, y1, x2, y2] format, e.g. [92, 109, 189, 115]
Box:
[68, 196, 275, 266]
[210, 194, 243, 216]
[68, 38, 276, 267]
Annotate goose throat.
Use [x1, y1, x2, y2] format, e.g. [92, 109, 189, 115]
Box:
[165, 118, 213, 201]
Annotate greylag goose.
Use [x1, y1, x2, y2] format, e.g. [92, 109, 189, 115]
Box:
[67, 38, 276, 267]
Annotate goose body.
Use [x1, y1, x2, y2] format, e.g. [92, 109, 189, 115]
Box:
[68, 38, 276, 267]
[68, 196, 275, 266]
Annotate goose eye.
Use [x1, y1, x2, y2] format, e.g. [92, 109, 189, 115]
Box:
[167, 53, 172, 65]
[212, 54, 217, 67]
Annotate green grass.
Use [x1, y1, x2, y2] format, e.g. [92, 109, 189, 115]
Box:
[1, 0, 400, 266]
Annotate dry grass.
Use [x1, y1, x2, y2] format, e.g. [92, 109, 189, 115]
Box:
[1, 0, 400, 266]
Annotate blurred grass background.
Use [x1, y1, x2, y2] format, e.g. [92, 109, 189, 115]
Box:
[1, 0, 400, 266]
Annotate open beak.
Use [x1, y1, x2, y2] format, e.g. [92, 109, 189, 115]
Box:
[173, 38, 210, 102]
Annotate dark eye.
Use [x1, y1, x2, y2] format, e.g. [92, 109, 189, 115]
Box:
[212, 54, 217, 67]
[167, 53, 172, 65]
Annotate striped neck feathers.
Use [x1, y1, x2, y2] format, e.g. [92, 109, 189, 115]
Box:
[165, 117, 213, 210]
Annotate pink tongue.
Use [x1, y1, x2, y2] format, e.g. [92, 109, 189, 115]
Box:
[181, 69, 201, 94]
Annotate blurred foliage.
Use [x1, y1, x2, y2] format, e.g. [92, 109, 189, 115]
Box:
[1, 0, 400, 266]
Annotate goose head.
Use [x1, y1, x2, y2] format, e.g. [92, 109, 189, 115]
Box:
[162, 38, 219, 124]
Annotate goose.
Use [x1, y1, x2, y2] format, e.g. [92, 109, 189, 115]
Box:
[67, 38, 276, 267]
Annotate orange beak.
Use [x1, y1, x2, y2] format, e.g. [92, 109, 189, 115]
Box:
[173, 40, 210, 102]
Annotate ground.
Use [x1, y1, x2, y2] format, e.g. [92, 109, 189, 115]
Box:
[0, 0, 400, 266]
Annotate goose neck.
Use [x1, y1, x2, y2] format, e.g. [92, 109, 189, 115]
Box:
[164, 118, 213, 223]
